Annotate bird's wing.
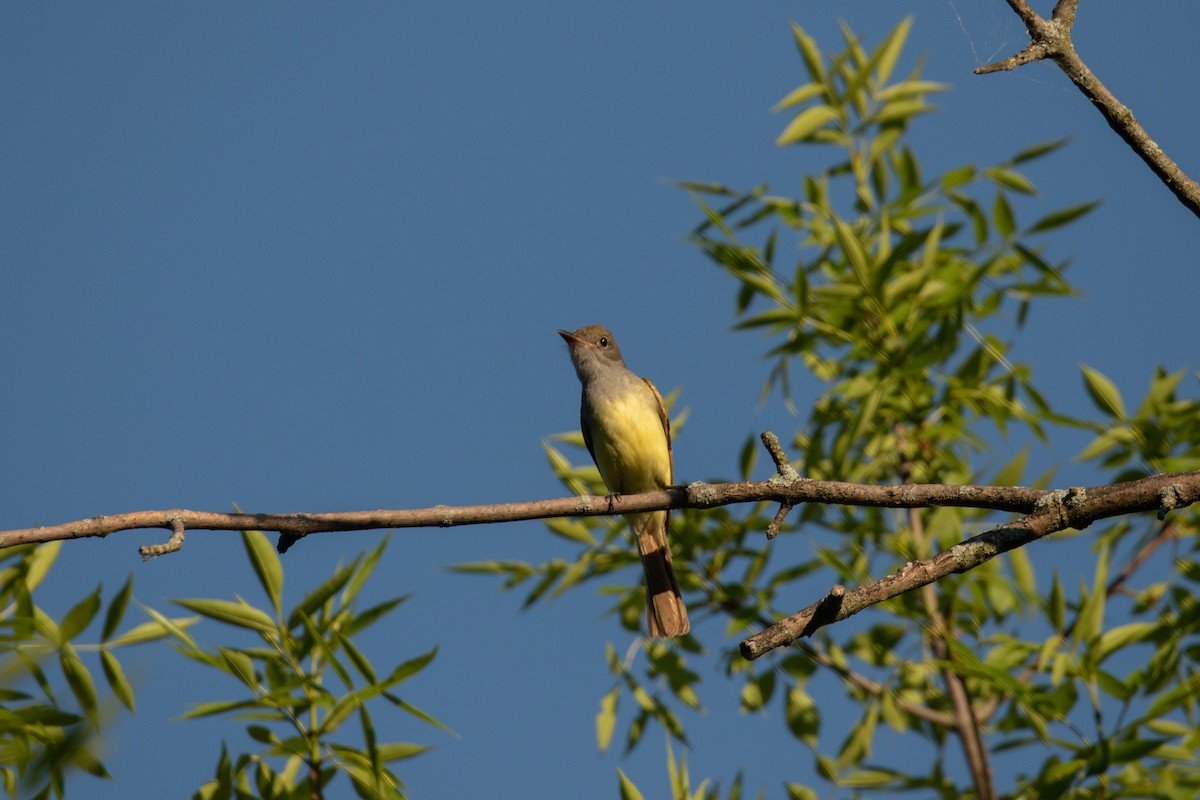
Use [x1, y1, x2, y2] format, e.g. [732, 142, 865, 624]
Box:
[642, 377, 673, 485]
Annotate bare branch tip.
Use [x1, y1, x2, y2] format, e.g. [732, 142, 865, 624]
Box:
[766, 503, 794, 540]
[1051, 0, 1079, 26]
[738, 639, 756, 661]
[139, 518, 186, 560]
[759, 430, 800, 482]
[975, 43, 1050, 75]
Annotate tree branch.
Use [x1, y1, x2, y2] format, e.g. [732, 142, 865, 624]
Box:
[976, 0, 1200, 218]
[740, 471, 1200, 660]
[0, 460, 1059, 555]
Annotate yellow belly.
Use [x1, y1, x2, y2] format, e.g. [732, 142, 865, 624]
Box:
[589, 389, 670, 494]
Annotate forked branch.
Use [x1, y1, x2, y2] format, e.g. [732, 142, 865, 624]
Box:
[976, 0, 1200, 218]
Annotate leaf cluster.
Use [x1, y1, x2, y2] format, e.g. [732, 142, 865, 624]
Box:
[164, 531, 447, 800]
[0, 541, 192, 799]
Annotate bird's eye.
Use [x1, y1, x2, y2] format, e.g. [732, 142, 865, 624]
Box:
[599, 337, 608, 347]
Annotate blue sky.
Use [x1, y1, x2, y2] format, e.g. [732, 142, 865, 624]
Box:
[2, 2, 1198, 798]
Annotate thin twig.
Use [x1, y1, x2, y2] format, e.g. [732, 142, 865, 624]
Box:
[908, 505, 995, 799]
[761, 431, 801, 482]
[896, 424, 993, 798]
[761, 431, 803, 538]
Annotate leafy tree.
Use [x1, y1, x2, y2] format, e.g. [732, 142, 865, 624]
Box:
[0, 541, 193, 799]
[0, 534, 443, 800]
[471, 18, 1200, 799]
[174, 532, 446, 800]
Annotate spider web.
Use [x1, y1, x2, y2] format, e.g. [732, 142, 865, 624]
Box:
[945, 0, 1074, 93]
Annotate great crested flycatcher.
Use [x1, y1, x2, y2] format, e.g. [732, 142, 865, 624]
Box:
[557, 325, 689, 638]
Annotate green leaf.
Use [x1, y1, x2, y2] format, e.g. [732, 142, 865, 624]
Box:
[842, 769, 899, 787]
[786, 686, 819, 746]
[33, 603, 62, 644]
[985, 166, 1037, 194]
[544, 517, 597, 545]
[1147, 672, 1200, 718]
[1010, 137, 1070, 164]
[180, 697, 263, 720]
[992, 193, 1015, 239]
[1094, 669, 1133, 702]
[789, 22, 825, 82]
[1080, 364, 1126, 418]
[873, 99, 934, 125]
[342, 595, 411, 638]
[60, 585, 103, 643]
[24, 541, 62, 591]
[302, 613, 355, 690]
[383, 647, 437, 688]
[173, 597, 276, 634]
[101, 574, 134, 642]
[875, 80, 950, 102]
[873, 16, 911, 85]
[992, 447, 1028, 487]
[776, 105, 839, 146]
[385, 695, 457, 737]
[941, 164, 975, 190]
[786, 784, 818, 800]
[287, 560, 356, 631]
[70, 745, 111, 779]
[773, 83, 825, 112]
[218, 647, 259, 690]
[833, 217, 871, 284]
[358, 705, 383, 789]
[1076, 545, 1109, 645]
[375, 742, 432, 762]
[1028, 200, 1100, 234]
[1076, 425, 1136, 463]
[1095, 622, 1156, 661]
[596, 688, 618, 752]
[99, 647, 136, 712]
[106, 614, 199, 647]
[59, 645, 99, 724]
[242, 529, 284, 620]
[1007, 546, 1036, 600]
[341, 534, 389, 608]
[334, 628, 378, 684]
[1111, 738, 1168, 764]
[617, 768, 646, 800]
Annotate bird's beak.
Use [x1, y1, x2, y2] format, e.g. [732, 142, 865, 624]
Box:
[557, 329, 585, 350]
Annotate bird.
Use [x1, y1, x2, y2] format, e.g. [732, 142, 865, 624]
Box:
[557, 325, 689, 637]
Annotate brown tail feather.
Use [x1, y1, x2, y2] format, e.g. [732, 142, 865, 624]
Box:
[631, 510, 689, 637]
